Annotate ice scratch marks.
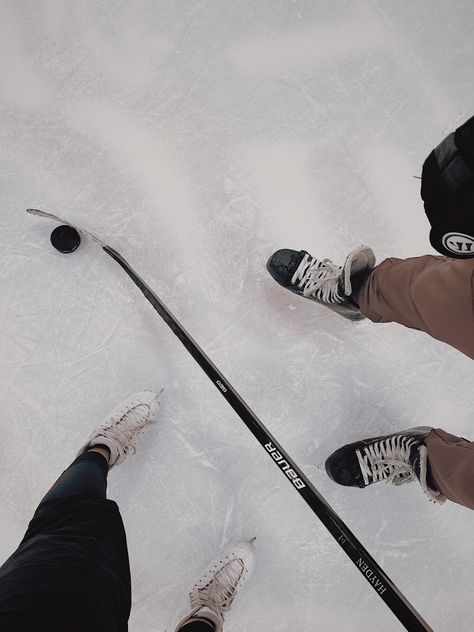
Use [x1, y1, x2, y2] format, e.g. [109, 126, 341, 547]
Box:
[239, 140, 324, 246]
[62, 320, 121, 381]
[229, 16, 389, 74]
[76, 7, 174, 89]
[371, 0, 454, 126]
[220, 497, 236, 549]
[357, 141, 423, 256]
[0, 4, 49, 107]
[229, 3, 456, 127]
[175, 429, 219, 471]
[145, 455, 197, 552]
[204, 307, 254, 354]
[36, 2, 173, 94]
[66, 103, 206, 257]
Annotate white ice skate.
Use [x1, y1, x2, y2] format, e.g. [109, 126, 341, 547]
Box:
[76, 390, 161, 468]
[175, 539, 256, 632]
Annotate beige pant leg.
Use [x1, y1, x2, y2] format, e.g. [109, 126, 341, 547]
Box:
[425, 429, 474, 510]
[353, 255, 474, 360]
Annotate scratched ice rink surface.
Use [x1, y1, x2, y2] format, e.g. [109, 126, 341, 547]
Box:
[0, 1, 473, 630]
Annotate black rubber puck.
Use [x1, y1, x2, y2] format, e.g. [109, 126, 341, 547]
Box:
[50, 225, 81, 253]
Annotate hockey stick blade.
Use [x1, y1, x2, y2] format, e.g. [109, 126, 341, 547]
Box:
[27, 209, 432, 632]
[26, 209, 108, 248]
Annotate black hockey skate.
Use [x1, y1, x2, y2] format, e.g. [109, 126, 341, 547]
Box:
[324, 427, 445, 504]
[266, 246, 375, 321]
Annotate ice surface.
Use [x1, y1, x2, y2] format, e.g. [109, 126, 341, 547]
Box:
[0, 1, 473, 630]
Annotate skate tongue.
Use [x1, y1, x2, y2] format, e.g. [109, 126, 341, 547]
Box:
[342, 246, 376, 295]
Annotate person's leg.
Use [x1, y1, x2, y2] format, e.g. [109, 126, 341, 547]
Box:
[0, 394, 160, 632]
[37, 445, 110, 507]
[424, 429, 474, 510]
[29, 390, 159, 520]
[37, 391, 158, 507]
[351, 255, 474, 359]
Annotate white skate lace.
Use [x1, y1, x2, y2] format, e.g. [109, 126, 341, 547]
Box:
[106, 404, 153, 456]
[190, 558, 245, 616]
[291, 254, 345, 303]
[356, 435, 418, 487]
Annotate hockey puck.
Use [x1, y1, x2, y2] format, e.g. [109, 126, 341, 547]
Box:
[50, 225, 81, 253]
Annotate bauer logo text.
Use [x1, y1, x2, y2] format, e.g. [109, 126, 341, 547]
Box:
[264, 442, 306, 489]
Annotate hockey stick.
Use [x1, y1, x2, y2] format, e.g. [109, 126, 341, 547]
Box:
[27, 208, 432, 632]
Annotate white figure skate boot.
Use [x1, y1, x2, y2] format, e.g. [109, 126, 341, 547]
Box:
[76, 390, 161, 468]
[175, 539, 256, 632]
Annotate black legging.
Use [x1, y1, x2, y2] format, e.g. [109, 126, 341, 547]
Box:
[39, 451, 109, 505]
[37, 451, 216, 632]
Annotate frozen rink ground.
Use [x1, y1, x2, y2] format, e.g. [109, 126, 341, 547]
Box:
[1, 1, 473, 630]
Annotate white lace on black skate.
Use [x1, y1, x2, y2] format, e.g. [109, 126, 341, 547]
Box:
[291, 253, 346, 303]
[104, 403, 154, 456]
[356, 435, 418, 487]
[190, 557, 246, 619]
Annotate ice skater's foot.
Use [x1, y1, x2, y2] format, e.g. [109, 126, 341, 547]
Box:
[175, 539, 256, 632]
[324, 426, 446, 503]
[266, 246, 376, 321]
[76, 391, 161, 469]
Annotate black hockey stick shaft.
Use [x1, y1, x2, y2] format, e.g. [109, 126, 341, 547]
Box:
[27, 210, 431, 631]
[104, 246, 432, 632]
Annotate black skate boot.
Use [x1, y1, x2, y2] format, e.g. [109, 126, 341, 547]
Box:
[266, 246, 375, 321]
[324, 427, 446, 504]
